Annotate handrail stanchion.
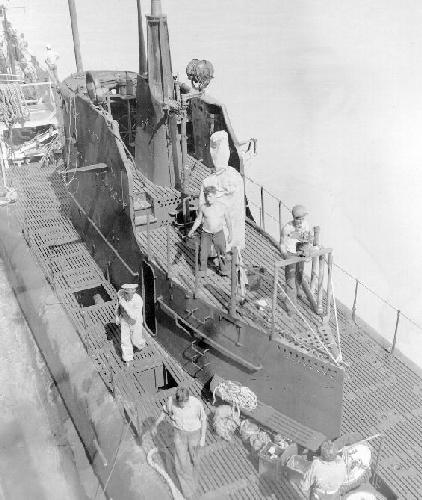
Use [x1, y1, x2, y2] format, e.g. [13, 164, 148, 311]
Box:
[194, 238, 199, 298]
[146, 213, 151, 260]
[351, 279, 359, 323]
[166, 222, 171, 278]
[317, 255, 325, 315]
[324, 251, 333, 323]
[310, 226, 320, 293]
[390, 309, 401, 354]
[230, 247, 238, 316]
[271, 263, 279, 339]
[260, 185, 265, 230]
[278, 200, 282, 246]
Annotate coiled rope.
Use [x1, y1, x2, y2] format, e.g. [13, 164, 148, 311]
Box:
[212, 380, 258, 412]
[0, 83, 29, 126]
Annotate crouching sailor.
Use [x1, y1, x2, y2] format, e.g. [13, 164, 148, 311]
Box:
[115, 284, 145, 365]
[300, 440, 347, 500]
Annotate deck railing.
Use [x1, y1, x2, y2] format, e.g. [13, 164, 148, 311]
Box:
[242, 174, 422, 356]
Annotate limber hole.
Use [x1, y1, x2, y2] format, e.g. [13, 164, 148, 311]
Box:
[74, 285, 111, 307]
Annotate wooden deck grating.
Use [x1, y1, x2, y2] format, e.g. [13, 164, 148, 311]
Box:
[7, 162, 422, 498]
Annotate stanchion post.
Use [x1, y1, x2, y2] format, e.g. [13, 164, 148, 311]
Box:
[325, 252, 333, 322]
[260, 186, 265, 231]
[278, 200, 282, 246]
[271, 263, 279, 339]
[317, 255, 325, 315]
[351, 279, 359, 323]
[146, 212, 151, 260]
[194, 238, 199, 298]
[166, 223, 171, 278]
[390, 309, 401, 354]
[310, 226, 320, 292]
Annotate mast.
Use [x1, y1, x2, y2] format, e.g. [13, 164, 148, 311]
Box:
[136, 0, 147, 74]
[67, 0, 83, 73]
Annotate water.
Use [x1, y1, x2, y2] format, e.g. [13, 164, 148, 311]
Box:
[7, 0, 422, 364]
[0, 257, 103, 499]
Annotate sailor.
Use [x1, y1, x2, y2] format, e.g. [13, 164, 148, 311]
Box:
[44, 44, 59, 84]
[115, 284, 145, 365]
[300, 440, 347, 500]
[152, 387, 207, 500]
[188, 184, 232, 276]
[280, 204, 311, 314]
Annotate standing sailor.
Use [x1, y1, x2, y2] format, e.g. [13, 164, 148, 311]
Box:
[152, 387, 207, 500]
[44, 44, 59, 84]
[199, 130, 245, 251]
[280, 204, 312, 314]
[115, 284, 145, 365]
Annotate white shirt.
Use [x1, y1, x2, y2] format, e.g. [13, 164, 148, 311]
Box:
[166, 395, 206, 432]
[117, 291, 143, 325]
[300, 457, 347, 495]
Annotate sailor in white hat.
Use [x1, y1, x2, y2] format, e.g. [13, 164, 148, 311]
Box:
[115, 283, 145, 365]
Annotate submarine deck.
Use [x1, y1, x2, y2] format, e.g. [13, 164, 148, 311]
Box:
[7, 161, 422, 499]
[135, 221, 340, 363]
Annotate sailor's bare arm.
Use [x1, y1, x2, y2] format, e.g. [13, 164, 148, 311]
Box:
[188, 207, 203, 237]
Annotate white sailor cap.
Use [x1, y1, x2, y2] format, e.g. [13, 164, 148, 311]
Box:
[121, 283, 138, 291]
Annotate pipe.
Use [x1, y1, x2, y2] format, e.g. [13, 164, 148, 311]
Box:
[136, 0, 147, 74]
[67, 0, 84, 73]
